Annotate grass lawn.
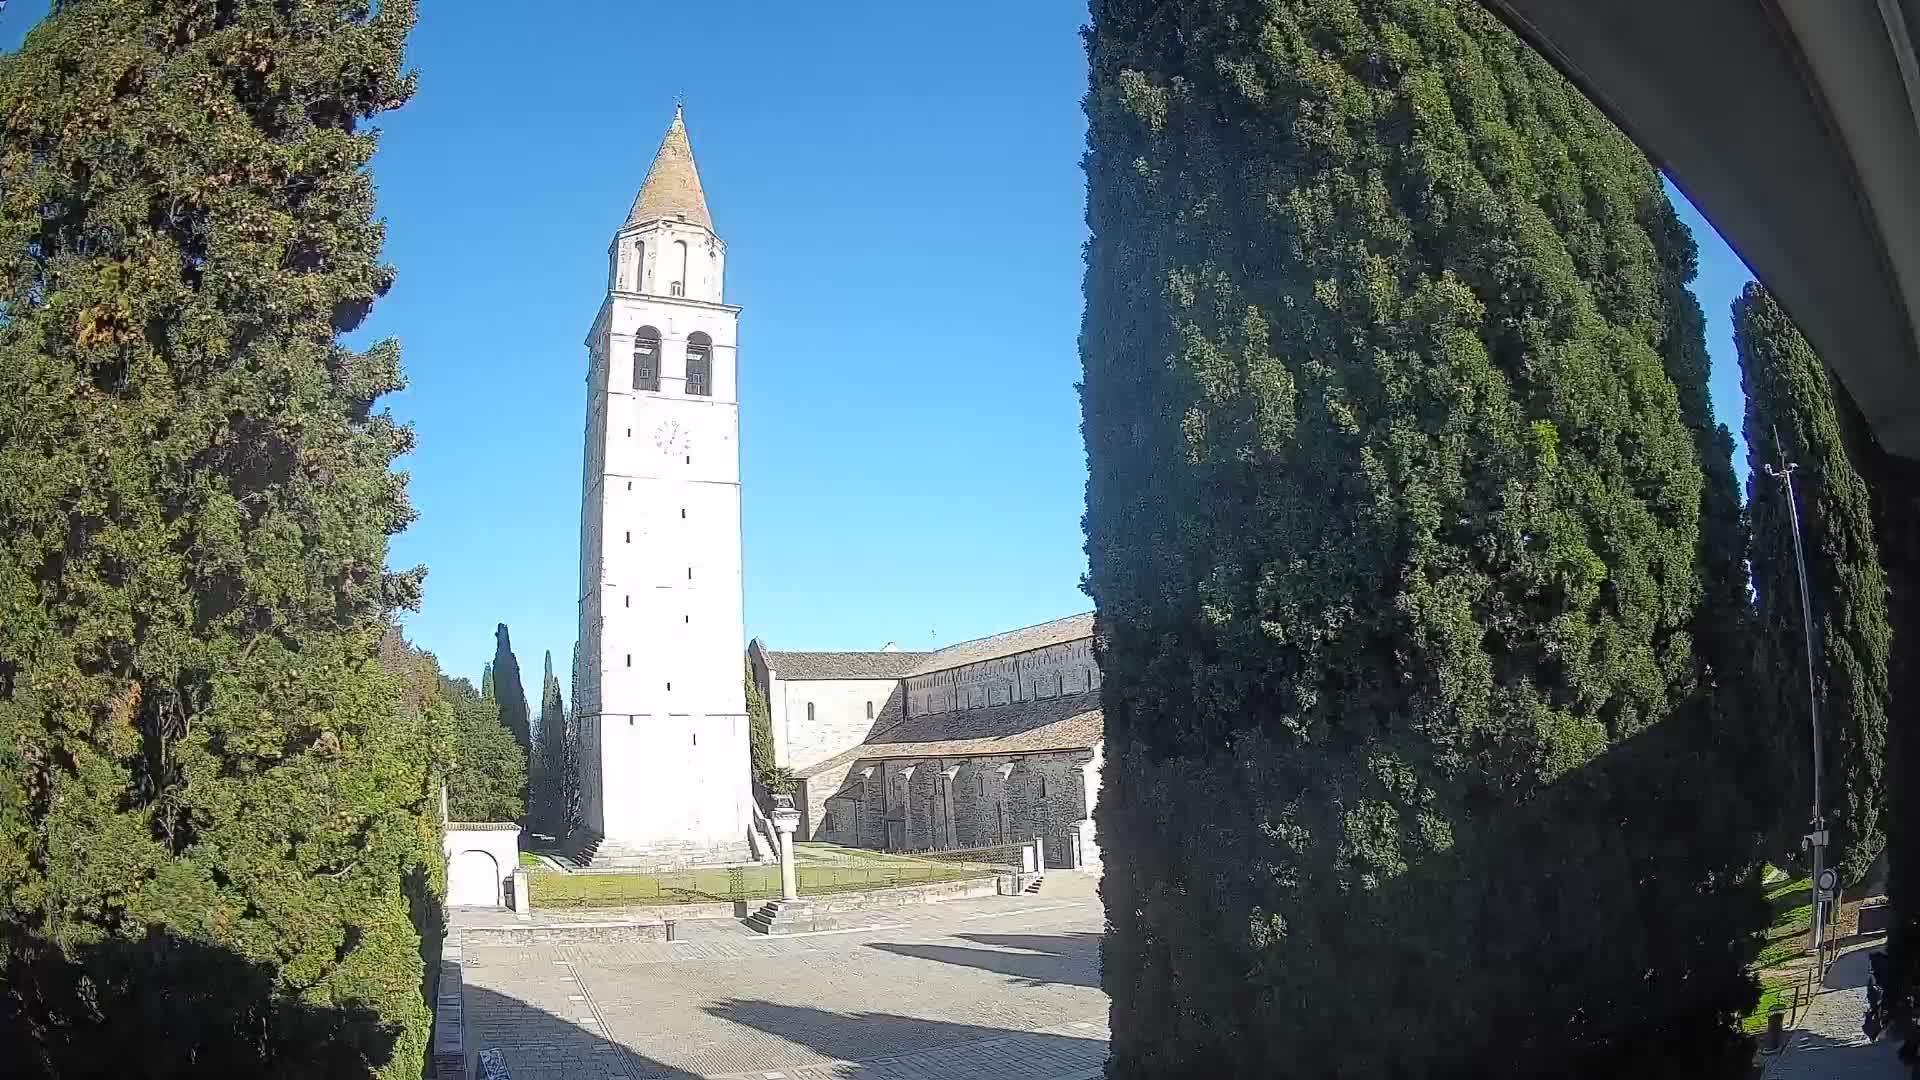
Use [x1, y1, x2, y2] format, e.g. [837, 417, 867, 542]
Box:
[1737, 869, 1816, 1035]
[1754, 872, 1814, 970]
[527, 854, 1001, 909]
[518, 850, 548, 870]
[790, 842, 974, 867]
[1742, 971, 1804, 1034]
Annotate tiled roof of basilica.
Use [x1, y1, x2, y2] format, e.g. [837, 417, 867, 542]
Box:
[759, 649, 930, 681]
[755, 611, 1095, 683]
[796, 689, 1102, 777]
[908, 612, 1094, 676]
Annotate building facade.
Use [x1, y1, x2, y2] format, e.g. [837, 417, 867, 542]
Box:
[575, 109, 755, 867]
[750, 613, 1104, 870]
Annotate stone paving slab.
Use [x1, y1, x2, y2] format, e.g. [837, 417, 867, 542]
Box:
[462, 883, 1109, 1079]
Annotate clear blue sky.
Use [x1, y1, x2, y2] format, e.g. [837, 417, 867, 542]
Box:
[2, 2, 1760, 693]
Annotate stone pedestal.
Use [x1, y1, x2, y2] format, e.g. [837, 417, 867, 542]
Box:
[747, 796, 813, 935]
[772, 796, 801, 901]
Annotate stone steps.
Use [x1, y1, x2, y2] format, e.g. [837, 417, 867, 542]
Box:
[744, 898, 852, 936]
[554, 829, 603, 869]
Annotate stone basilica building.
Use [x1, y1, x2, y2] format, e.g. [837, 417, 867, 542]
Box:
[750, 613, 1105, 872]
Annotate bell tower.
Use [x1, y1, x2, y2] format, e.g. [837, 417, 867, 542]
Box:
[575, 106, 753, 866]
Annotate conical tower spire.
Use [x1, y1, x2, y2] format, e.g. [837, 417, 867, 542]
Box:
[625, 104, 712, 232]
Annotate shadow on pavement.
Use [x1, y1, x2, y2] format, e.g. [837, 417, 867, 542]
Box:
[863, 932, 1102, 988]
[1774, 1027, 1907, 1077]
[1827, 947, 1877, 992]
[701, 998, 1103, 1068]
[463, 988, 1106, 1078]
[465, 984, 690, 1079]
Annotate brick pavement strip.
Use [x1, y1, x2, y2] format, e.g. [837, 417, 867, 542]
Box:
[461, 886, 1111, 1079]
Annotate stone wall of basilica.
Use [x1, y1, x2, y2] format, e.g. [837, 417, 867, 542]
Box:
[811, 749, 1099, 870]
[903, 638, 1100, 719]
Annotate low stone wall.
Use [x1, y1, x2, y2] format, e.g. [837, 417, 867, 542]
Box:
[431, 928, 465, 1080]
[461, 875, 1003, 945]
[790, 875, 999, 914]
[463, 920, 684, 947]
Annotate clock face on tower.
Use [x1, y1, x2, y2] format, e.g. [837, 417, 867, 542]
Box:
[653, 419, 692, 458]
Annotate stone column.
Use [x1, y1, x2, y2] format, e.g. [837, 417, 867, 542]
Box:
[772, 794, 801, 901]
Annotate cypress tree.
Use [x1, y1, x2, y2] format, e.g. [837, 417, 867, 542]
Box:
[565, 644, 582, 837]
[491, 623, 530, 753]
[1863, 419, 1920, 1046]
[746, 657, 777, 789]
[1646, 206, 1766, 823]
[1736, 283, 1890, 885]
[480, 661, 495, 702]
[1080, 1, 1761, 1074]
[535, 651, 565, 836]
[0, 1, 433, 1075]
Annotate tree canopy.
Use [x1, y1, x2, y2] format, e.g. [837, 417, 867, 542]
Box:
[0, 1, 433, 1075]
[533, 650, 568, 836]
[442, 676, 526, 825]
[1738, 282, 1890, 884]
[1080, 0, 1761, 1073]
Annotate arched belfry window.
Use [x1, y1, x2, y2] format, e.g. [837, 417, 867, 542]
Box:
[633, 327, 661, 392]
[671, 239, 688, 296]
[685, 331, 713, 397]
[631, 240, 645, 291]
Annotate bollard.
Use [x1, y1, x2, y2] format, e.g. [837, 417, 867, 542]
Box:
[1765, 1009, 1786, 1053]
[665, 920, 677, 942]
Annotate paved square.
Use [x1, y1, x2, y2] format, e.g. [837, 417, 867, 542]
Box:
[461, 878, 1109, 1079]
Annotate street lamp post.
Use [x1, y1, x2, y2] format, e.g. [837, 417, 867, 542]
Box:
[1764, 427, 1828, 973]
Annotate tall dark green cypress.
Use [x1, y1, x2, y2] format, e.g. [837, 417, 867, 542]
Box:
[1861, 417, 1920, 1043]
[1080, 1, 1761, 1074]
[535, 651, 566, 836]
[0, 2, 434, 1075]
[1646, 206, 1766, 823]
[491, 623, 530, 753]
[565, 643, 582, 836]
[1736, 283, 1890, 885]
[746, 658, 777, 789]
